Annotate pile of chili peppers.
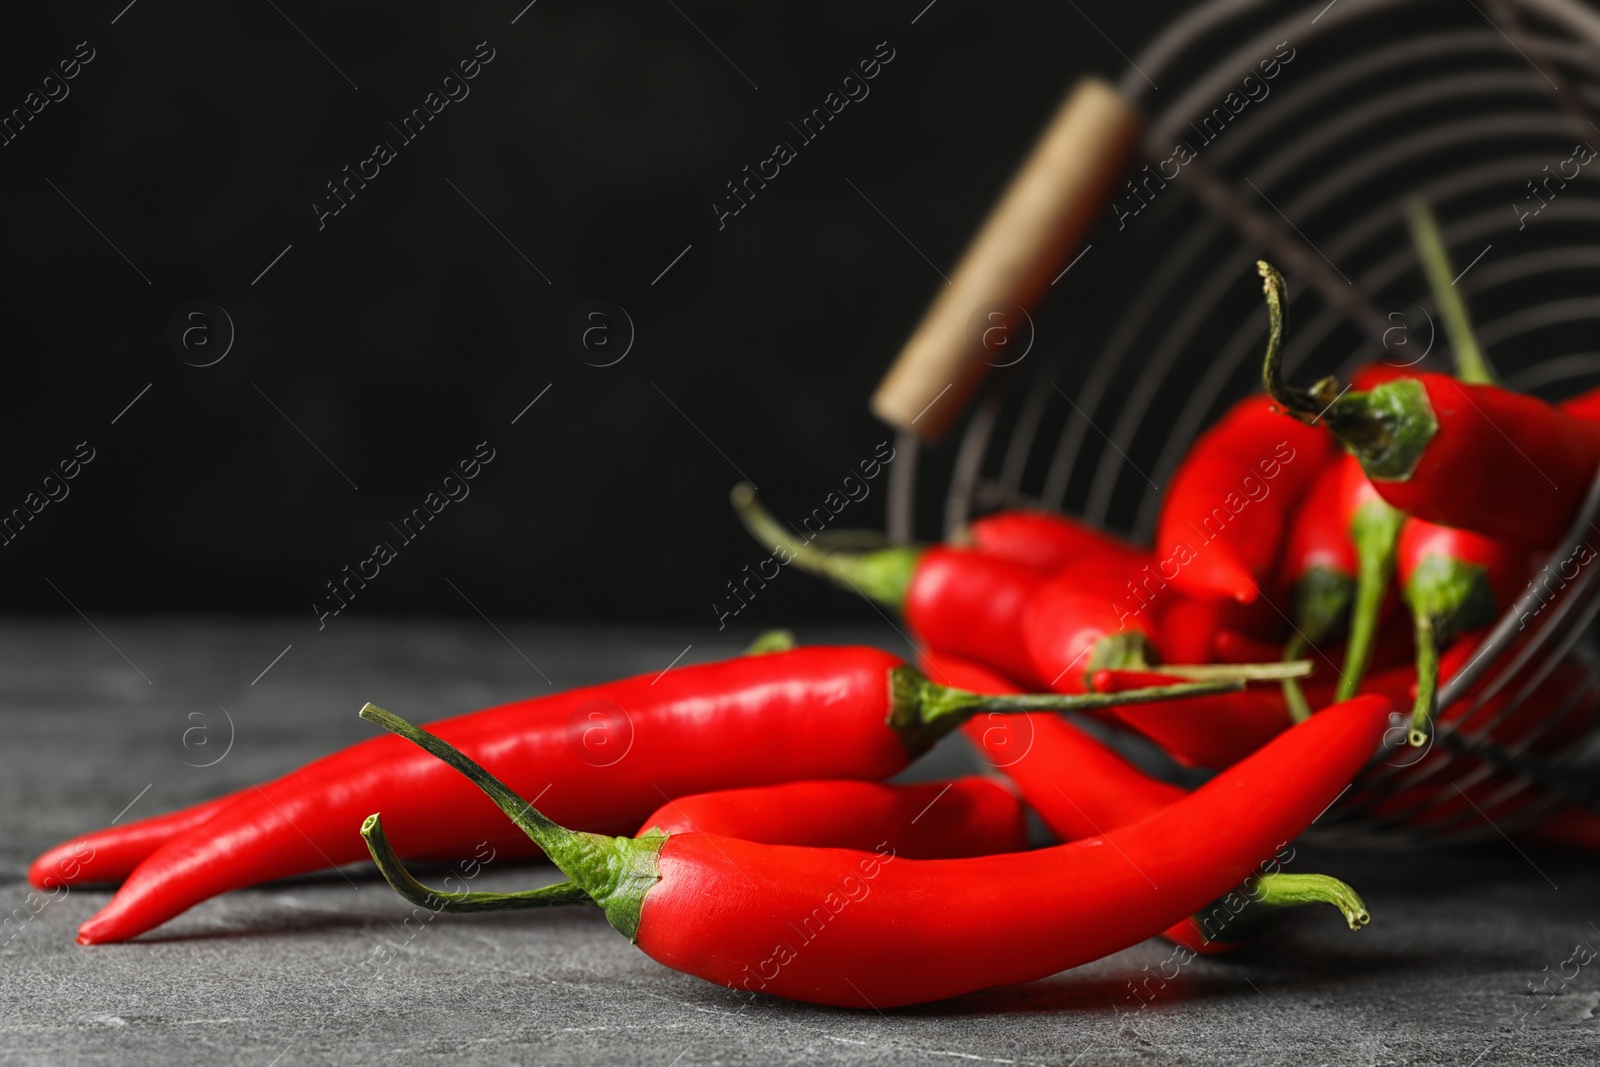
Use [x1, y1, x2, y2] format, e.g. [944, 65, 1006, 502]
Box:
[30, 243, 1600, 1009]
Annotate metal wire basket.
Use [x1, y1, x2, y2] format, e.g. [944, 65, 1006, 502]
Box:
[883, 0, 1600, 846]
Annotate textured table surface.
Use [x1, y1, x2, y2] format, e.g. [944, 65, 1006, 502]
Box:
[3, 618, 1598, 1066]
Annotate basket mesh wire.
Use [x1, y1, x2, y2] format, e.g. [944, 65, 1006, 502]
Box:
[888, 0, 1600, 846]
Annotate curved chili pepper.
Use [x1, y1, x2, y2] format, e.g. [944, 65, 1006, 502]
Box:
[358, 693, 1388, 1008]
[636, 776, 1031, 859]
[1152, 393, 1334, 605]
[930, 649, 1365, 955]
[1259, 260, 1600, 549]
[69, 646, 1233, 944]
[954, 508, 1145, 573]
[1396, 518, 1530, 745]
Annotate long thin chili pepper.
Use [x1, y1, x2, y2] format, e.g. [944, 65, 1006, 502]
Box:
[1152, 393, 1334, 605]
[1259, 259, 1600, 549]
[954, 508, 1146, 573]
[932, 650, 1365, 955]
[70, 646, 1236, 944]
[1396, 518, 1530, 745]
[358, 693, 1389, 1008]
[28, 796, 234, 892]
[32, 628, 807, 892]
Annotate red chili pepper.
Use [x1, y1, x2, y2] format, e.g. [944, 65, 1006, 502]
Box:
[1396, 518, 1531, 745]
[356, 692, 1389, 1008]
[1168, 598, 1282, 666]
[31, 629, 803, 891]
[1152, 393, 1334, 605]
[1022, 559, 1307, 695]
[419, 773, 1040, 915]
[67, 646, 1232, 944]
[636, 776, 1031, 859]
[1560, 384, 1600, 424]
[1209, 627, 1286, 664]
[28, 795, 234, 891]
[1260, 260, 1600, 549]
[1090, 668, 1293, 769]
[930, 650, 1365, 955]
[954, 508, 1146, 573]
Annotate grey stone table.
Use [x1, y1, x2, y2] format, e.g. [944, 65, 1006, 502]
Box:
[3, 618, 1598, 1066]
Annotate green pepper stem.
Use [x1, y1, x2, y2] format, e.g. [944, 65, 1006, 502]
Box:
[358, 704, 662, 940]
[1337, 499, 1405, 701]
[743, 629, 798, 655]
[730, 483, 920, 609]
[1409, 615, 1439, 747]
[1143, 660, 1313, 681]
[361, 815, 595, 913]
[1258, 261, 1339, 421]
[1253, 872, 1370, 931]
[1281, 629, 1313, 724]
[1257, 261, 1439, 480]
[889, 667, 1245, 753]
[1405, 198, 1495, 385]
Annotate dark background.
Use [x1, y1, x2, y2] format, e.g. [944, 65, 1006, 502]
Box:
[0, 0, 1199, 627]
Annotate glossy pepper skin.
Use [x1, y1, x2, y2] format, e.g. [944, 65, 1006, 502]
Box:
[956, 508, 1146, 573]
[73, 646, 1228, 944]
[1396, 518, 1530, 745]
[1022, 566, 1164, 694]
[360, 694, 1390, 1009]
[1153, 393, 1334, 605]
[1259, 260, 1600, 550]
[31, 631, 800, 891]
[1091, 668, 1292, 770]
[905, 548, 1053, 687]
[29, 796, 234, 891]
[932, 651, 1361, 956]
[637, 777, 1031, 859]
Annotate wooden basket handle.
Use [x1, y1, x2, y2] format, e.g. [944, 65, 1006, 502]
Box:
[870, 77, 1143, 440]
